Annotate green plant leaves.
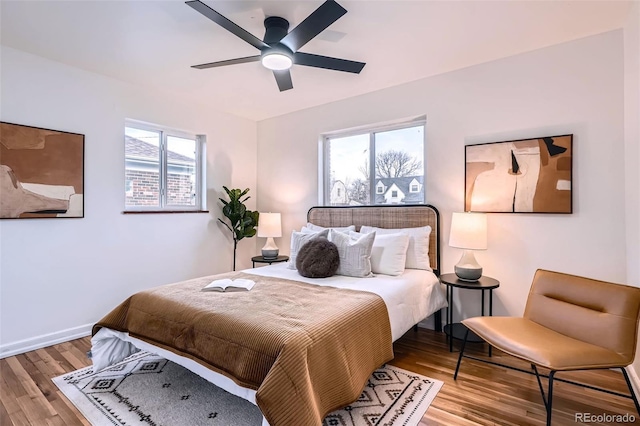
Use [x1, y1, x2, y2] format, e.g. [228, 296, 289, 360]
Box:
[219, 187, 259, 242]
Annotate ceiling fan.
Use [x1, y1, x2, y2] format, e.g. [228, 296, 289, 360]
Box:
[186, 0, 366, 92]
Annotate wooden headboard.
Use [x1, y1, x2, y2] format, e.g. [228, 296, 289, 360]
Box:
[307, 205, 441, 276]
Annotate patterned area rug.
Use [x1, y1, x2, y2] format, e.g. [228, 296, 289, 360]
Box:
[53, 351, 443, 426]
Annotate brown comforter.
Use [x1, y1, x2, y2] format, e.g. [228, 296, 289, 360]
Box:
[93, 272, 393, 426]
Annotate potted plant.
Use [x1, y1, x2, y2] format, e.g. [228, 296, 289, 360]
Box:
[218, 186, 259, 271]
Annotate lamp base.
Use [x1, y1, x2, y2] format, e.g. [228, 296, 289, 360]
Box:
[454, 250, 482, 281]
[455, 265, 483, 282]
[261, 237, 279, 260]
[261, 249, 279, 260]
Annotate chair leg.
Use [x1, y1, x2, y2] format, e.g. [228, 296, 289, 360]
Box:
[531, 365, 548, 411]
[621, 367, 640, 416]
[531, 364, 549, 410]
[531, 365, 555, 426]
[546, 370, 556, 426]
[453, 328, 469, 380]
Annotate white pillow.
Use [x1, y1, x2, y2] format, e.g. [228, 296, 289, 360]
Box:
[91, 328, 139, 372]
[288, 229, 330, 269]
[305, 223, 356, 233]
[351, 232, 410, 276]
[328, 229, 374, 278]
[300, 227, 319, 234]
[359, 225, 432, 271]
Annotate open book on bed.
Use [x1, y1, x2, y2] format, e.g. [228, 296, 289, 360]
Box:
[202, 278, 255, 292]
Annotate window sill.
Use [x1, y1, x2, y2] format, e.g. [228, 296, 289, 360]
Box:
[122, 210, 210, 215]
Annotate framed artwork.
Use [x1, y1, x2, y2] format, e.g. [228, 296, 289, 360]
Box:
[0, 122, 84, 219]
[465, 134, 572, 213]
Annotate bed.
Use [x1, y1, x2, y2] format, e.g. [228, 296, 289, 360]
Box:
[91, 204, 446, 426]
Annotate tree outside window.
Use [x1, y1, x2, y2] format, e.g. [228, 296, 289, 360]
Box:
[324, 123, 424, 206]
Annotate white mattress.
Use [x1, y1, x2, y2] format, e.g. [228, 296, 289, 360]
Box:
[91, 266, 447, 425]
[245, 263, 446, 341]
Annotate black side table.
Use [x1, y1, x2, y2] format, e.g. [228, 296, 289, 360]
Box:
[440, 273, 500, 355]
[251, 255, 289, 268]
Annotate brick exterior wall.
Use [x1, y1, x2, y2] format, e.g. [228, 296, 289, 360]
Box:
[167, 172, 194, 205]
[126, 170, 194, 206]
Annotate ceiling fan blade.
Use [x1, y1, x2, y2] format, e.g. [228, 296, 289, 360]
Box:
[294, 52, 365, 74]
[273, 70, 293, 91]
[186, 0, 268, 51]
[280, 0, 346, 52]
[191, 55, 261, 69]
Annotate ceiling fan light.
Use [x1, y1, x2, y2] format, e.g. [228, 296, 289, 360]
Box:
[261, 53, 293, 71]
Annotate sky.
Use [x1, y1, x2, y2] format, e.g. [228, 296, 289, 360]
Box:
[329, 125, 424, 183]
[125, 127, 196, 160]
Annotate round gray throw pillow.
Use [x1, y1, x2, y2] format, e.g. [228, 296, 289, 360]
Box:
[296, 238, 340, 278]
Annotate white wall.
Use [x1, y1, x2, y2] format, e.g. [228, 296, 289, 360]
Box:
[258, 31, 627, 325]
[625, 2, 640, 289]
[624, 1, 640, 379]
[0, 46, 257, 356]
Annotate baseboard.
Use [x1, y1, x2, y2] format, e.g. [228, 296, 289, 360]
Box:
[0, 323, 93, 359]
[626, 365, 640, 398]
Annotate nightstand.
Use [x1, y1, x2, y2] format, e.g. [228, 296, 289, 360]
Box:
[251, 255, 289, 268]
[440, 273, 500, 355]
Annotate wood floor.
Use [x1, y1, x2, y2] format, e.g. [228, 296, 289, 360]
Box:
[393, 329, 638, 425]
[1, 328, 637, 425]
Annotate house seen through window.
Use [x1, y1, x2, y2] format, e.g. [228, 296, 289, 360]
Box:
[125, 121, 205, 211]
[323, 121, 425, 206]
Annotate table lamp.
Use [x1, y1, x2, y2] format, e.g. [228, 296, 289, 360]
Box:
[257, 212, 282, 259]
[449, 212, 487, 281]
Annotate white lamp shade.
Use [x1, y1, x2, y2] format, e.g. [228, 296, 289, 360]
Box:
[257, 213, 282, 238]
[449, 212, 487, 250]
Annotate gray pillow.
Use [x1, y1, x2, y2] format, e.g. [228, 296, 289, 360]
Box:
[328, 229, 375, 278]
[287, 229, 330, 269]
[296, 238, 340, 278]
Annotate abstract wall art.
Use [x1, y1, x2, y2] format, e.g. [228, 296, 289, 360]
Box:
[0, 122, 84, 219]
[465, 134, 572, 213]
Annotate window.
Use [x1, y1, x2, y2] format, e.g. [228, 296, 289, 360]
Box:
[125, 121, 205, 211]
[323, 120, 425, 206]
[125, 179, 133, 197]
